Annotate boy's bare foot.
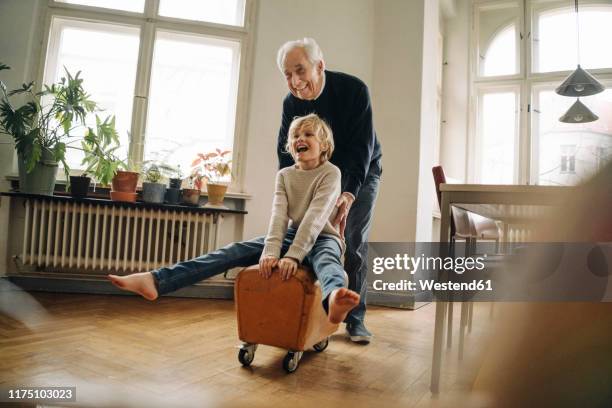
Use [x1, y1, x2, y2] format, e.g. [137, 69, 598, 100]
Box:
[107, 272, 158, 301]
[328, 288, 360, 324]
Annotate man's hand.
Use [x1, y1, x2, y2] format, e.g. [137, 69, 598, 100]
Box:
[259, 256, 278, 279]
[333, 192, 355, 238]
[278, 257, 299, 281]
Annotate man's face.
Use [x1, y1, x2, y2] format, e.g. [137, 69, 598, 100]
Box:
[282, 47, 324, 100]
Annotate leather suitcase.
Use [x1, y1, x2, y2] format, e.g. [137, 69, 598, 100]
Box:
[235, 264, 338, 352]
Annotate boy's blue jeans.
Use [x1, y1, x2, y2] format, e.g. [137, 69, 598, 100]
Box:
[152, 228, 346, 304]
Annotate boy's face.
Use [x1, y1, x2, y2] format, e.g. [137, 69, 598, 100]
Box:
[291, 125, 325, 168]
[282, 47, 324, 101]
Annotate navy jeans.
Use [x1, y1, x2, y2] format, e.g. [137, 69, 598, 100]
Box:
[152, 229, 346, 304]
[344, 165, 381, 325]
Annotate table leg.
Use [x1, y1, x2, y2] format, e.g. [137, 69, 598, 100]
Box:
[431, 193, 452, 393]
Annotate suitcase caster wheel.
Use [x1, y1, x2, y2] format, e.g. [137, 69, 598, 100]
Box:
[238, 344, 257, 367]
[283, 351, 302, 373]
[313, 337, 329, 352]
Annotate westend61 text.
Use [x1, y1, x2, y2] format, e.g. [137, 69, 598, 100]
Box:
[372, 279, 493, 291]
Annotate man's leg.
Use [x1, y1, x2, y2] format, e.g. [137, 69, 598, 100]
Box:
[304, 236, 359, 324]
[344, 170, 381, 342]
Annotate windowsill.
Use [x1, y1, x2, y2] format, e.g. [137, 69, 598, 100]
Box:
[4, 174, 252, 200]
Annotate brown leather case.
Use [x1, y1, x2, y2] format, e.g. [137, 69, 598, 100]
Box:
[235, 265, 339, 351]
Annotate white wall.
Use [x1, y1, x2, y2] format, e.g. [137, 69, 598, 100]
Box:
[440, 0, 470, 181]
[242, 0, 375, 239]
[369, 0, 429, 242]
[415, 0, 440, 241]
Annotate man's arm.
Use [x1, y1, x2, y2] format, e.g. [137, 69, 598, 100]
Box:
[262, 172, 289, 258]
[277, 97, 295, 170]
[284, 168, 341, 263]
[341, 85, 376, 198]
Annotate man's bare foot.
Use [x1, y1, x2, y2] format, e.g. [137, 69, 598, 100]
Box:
[328, 288, 360, 324]
[107, 272, 158, 301]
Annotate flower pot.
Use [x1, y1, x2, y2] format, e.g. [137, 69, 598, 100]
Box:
[165, 188, 181, 205]
[17, 149, 58, 196]
[110, 191, 137, 203]
[69, 176, 91, 198]
[111, 171, 139, 193]
[142, 182, 166, 204]
[169, 178, 182, 189]
[205, 182, 228, 208]
[182, 188, 200, 206]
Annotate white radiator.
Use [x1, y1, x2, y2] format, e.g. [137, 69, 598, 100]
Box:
[20, 200, 221, 272]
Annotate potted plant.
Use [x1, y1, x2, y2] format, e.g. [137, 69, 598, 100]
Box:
[165, 164, 183, 205]
[182, 176, 201, 206]
[71, 116, 122, 198]
[79, 118, 128, 199]
[0, 63, 114, 195]
[190, 149, 232, 208]
[141, 163, 166, 204]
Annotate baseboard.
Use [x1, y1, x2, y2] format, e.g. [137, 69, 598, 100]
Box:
[1, 275, 234, 299]
[366, 289, 431, 310]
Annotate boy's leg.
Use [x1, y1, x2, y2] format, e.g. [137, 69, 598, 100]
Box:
[153, 236, 266, 295]
[305, 237, 360, 324]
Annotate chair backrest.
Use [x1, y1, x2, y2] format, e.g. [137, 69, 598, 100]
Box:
[432, 165, 446, 208]
[432, 165, 473, 239]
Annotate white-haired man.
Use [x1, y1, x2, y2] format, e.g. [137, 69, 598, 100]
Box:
[276, 38, 382, 344]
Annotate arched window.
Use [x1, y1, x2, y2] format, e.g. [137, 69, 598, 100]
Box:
[482, 23, 517, 77]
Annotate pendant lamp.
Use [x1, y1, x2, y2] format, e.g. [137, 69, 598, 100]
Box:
[558, 98, 599, 123]
[557, 0, 602, 122]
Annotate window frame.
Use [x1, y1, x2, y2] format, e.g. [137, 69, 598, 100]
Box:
[468, 0, 612, 185]
[37, 0, 257, 192]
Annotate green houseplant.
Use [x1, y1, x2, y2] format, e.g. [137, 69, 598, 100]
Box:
[71, 116, 123, 197]
[141, 162, 166, 204]
[0, 63, 117, 195]
[190, 149, 232, 208]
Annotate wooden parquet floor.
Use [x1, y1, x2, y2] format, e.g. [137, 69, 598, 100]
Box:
[0, 291, 486, 408]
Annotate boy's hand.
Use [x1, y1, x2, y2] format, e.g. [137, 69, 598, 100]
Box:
[278, 257, 298, 281]
[259, 256, 278, 279]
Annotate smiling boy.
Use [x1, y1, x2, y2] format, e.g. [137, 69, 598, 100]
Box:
[109, 114, 359, 325]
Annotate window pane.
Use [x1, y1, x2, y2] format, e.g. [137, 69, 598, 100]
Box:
[44, 18, 140, 171]
[145, 31, 241, 177]
[534, 88, 612, 185]
[477, 2, 520, 77]
[534, 5, 612, 73]
[478, 91, 518, 184]
[55, 0, 144, 13]
[158, 0, 245, 26]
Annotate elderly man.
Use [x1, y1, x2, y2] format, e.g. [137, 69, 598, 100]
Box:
[276, 38, 382, 343]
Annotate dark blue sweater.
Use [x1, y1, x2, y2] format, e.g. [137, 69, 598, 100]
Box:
[277, 70, 382, 198]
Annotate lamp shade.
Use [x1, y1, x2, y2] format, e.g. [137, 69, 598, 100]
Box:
[559, 98, 599, 123]
[555, 65, 605, 97]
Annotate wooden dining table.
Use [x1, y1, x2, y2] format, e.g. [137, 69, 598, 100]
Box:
[430, 183, 573, 393]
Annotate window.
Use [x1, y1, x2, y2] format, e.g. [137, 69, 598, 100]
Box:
[532, 86, 612, 185]
[475, 1, 521, 78]
[44, 18, 140, 170]
[144, 31, 240, 173]
[533, 4, 612, 73]
[475, 87, 520, 184]
[471, 0, 612, 186]
[55, 0, 145, 13]
[42, 0, 252, 188]
[158, 0, 246, 26]
[560, 145, 576, 173]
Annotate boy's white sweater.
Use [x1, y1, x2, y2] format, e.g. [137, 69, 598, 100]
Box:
[262, 161, 344, 262]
